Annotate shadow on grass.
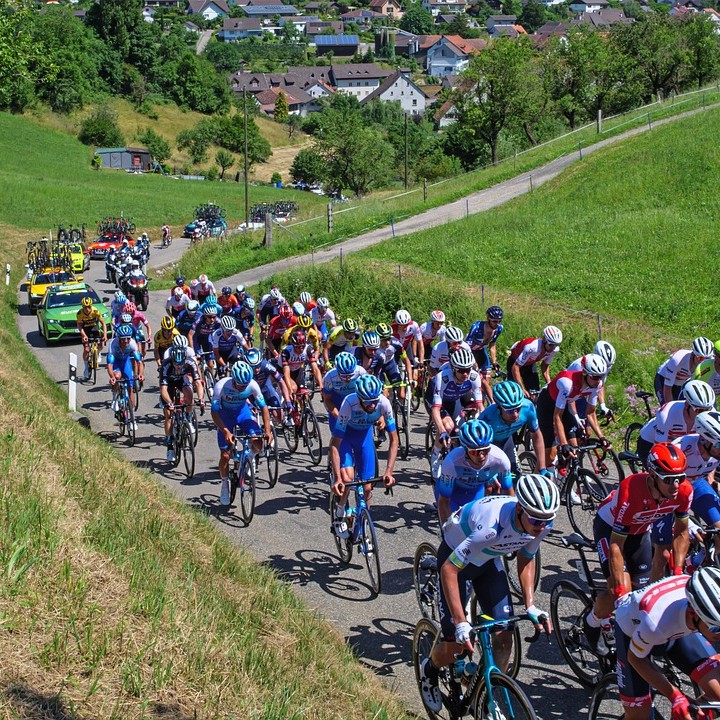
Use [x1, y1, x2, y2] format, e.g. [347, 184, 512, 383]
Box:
[4, 685, 87, 720]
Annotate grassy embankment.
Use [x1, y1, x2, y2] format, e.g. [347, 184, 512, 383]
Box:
[0, 249, 410, 715]
[244, 107, 720, 428]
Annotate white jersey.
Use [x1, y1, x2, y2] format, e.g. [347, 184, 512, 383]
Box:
[639, 400, 691, 443]
[430, 340, 473, 371]
[442, 495, 551, 569]
[512, 337, 560, 368]
[311, 307, 336, 327]
[673, 434, 720, 481]
[334, 393, 396, 435]
[568, 356, 611, 384]
[432, 363, 483, 406]
[322, 366, 367, 406]
[658, 349, 695, 388]
[419, 321, 447, 344]
[614, 575, 691, 658]
[166, 293, 189, 313]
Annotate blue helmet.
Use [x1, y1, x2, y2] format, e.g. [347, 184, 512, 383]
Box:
[206, 294, 218, 306]
[361, 330, 381, 349]
[114, 291, 127, 305]
[486, 305, 504, 320]
[170, 346, 186, 365]
[458, 419, 493, 450]
[116, 325, 133, 338]
[493, 381, 524, 410]
[355, 375, 383, 403]
[244, 347, 262, 368]
[335, 352, 357, 375]
[231, 361, 252, 386]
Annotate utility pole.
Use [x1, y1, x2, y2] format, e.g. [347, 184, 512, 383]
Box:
[404, 113, 409, 190]
[243, 89, 250, 229]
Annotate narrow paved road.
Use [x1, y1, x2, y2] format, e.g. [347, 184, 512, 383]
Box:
[196, 29, 213, 55]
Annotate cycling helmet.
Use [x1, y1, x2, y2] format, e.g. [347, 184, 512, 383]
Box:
[317, 296, 330, 309]
[244, 298, 256, 310]
[445, 325, 464, 343]
[299, 291, 312, 305]
[395, 309, 412, 325]
[206, 294, 218, 306]
[160, 316, 176, 330]
[594, 341, 617, 368]
[494, 381, 524, 410]
[686, 567, 720, 629]
[342, 319, 358, 333]
[123, 301, 137, 315]
[170, 346, 186, 365]
[515, 474, 560, 520]
[114, 291, 126, 303]
[116, 325, 133, 339]
[296, 315, 313, 329]
[692, 336, 714, 359]
[222, 286, 232, 296]
[681, 379, 716, 411]
[175, 276, 185, 286]
[292, 301, 306, 317]
[581, 353, 608, 378]
[81, 296, 93, 307]
[190, 279, 199, 289]
[292, 331, 307, 346]
[120, 312, 133, 325]
[173, 287, 183, 298]
[335, 352, 357, 375]
[277, 305, 291, 319]
[714, 339, 720, 355]
[220, 315, 236, 331]
[458, 419, 493, 450]
[486, 306, 504, 320]
[245, 347, 262, 368]
[430, 310, 446, 323]
[202, 305, 218, 317]
[270, 287, 282, 300]
[542, 325, 563, 345]
[647, 442, 687, 479]
[199, 274, 209, 284]
[376, 323, 393, 339]
[693, 410, 720, 447]
[172, 335, 189, 348]
[450, 347, 475, 370]
[230, 361, 253, 386]
[186, 300, 199, 314]
[130, 260, 140, 269]
[236, 284, 245, 295]
[355, 374, 383, 403]
[361, 330, 381, 349]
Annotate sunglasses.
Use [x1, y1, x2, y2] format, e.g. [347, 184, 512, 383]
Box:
[657, 474, 685, 485]
[504, 406, 522, 415]
[545, 342, 558, 349]
[361, 399, 379, 408]
[455, 368, 471, 375]
[522, 509, 552, 527]
[466, 447, 490, 457]
[707, 623, 720, 634]
[338, 373, 354, 381]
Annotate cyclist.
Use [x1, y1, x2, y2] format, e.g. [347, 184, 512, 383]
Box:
[188, 305, 221, 373]
[166, 334, 196, 364]
[427, 347, 484, 480]
[257, 285, 285, 326]
[329, 375, 397, 538]
[693, 338, 720, 398]
[218, 286, 240, 316]
[311, 296, 336, 342]
[419, 474, 558, 712]
[374, 323, 414, 388]
[507, 325, 563, 399]
[234, 284, 249, 305]
[281, 330, 323, 401]
[466, 306, 504, 404]
[535, 352, 610, 472]
[297, 290, 316, 313]
[122, 301, 151, 357]
[212, 315, 247, 376]
[175, 299, 200, 337]
[109, 291, 127, 323]
[153, 316, 180, 369]
[323, 319, 359, 366]
[636, 379, 716, 465]
[76, 295, 108, 380]
[479, 380, 549, 475]
[322, 351, 367, 434]
[161, 224, 171, 246]
[237, 298, 256, 345]
[166, 286, 189, 318]
[199, 293, 222, 316]
[351, 330, 382, 374]
[282, 314, 321, 353]
[585, 442, 692, 654]
[106, 325, 144, 426]
[159, 346, 205, 462]
[193, 274, 216, 304]
[211, 362, 273, 507]
[612, 567, 720, 720]
[568, 340, 617, 419]
[655, 337, 714, 405]
[392, 309, 422, 378]
[418, 310, 447, 362]
[436, 419, 513, 524]
[428, 325, 472, 377]
[267, 305, 296, 359]
[175, 276, 191, 298]
[244, 347, 294, 426]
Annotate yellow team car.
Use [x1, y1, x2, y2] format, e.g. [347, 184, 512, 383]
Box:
[27, 267, 82, 312]
[63, 242, 91, 273]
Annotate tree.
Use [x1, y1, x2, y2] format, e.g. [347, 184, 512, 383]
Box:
[274, 91, 289, 123]
[446, 14, 481, 38]
[518, 1, 546, 33]
[215, 149, 234, 179]
[78, 105, 124, 147]
[287, 113, 302, 139]
[212, 114, 272, 168]
[138, 127, 171, 163]
[177, 125, 212, 164]
[173, 53, 231, 113]
[400, 2, 435, 34]
[86, 0, 142, 63]
[204, 41, 244, 73]
[290, 148, 327, 185]
[682, 14, 720, 88]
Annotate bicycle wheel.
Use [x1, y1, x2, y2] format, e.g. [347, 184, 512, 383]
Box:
[503, 547, 541, 600]
[411, 378, 423, 413]
[623, 422, 643, 473]
[359, 507, 381, 595]
[413, 542, 440, 622]
[181, 424, 195, 479]
[171, 427, 182, 469]
[134, 377, 142, 412]
[89, 344, 98, 385]
[473, 672, 537, 720]
[580, 447, 624, 489]
[204, 367, 215, 395]
[550, 580, 606, 687]
[587, 673, 623, 720]
[283, 417, 299, 453]
[329, 493, 353, 563]
[517, 451, 537, 474]
[412, 618, 452, 720]
[468, 599, 522, 680]
[398, 392, 411, 461]
[566, 469, 608, 543]
[265, 427, 279, 488]
[239, 459, 256, 524]
[127, 402, 136, 447]
[425, 421, 437, 458]
[303, 407, 323, 466]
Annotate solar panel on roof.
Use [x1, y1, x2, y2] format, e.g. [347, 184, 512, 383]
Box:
[315, 34, 359, 45]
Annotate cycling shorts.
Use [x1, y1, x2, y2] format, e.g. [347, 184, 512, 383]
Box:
[506, 360, 540, 392]
[690, 478, 720, 526]
[473, 346, 492, 372]
[216, 404, 261, 450]
[653, 372, 682, 405]
[337, 428, 376, 481]
[536, 388, 581, 447]
[113, 356, 136, 386]
[380, 359, 403, 386]
[83, 327, 103, 342]
[594, 516, 651, 587]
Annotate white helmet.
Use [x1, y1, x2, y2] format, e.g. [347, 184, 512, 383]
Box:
[445, 325, 464, 343]
[236, 284, 245, 295]
[172, 334, 189, 348]
[395, 309, 412, 325]
[693, 410, 720, 447]
[542, 326, 563, 345]
[299, 291, 312, 305]
[430, 310, 446, 323]
[686, 566, 720, 628]
[317, 296, 329, 309]
[270, 287, 282, 300]
[292, 301, 305, 316]
[220, 315, 237, 331]
[692, 337, 714, 359]
[449, 347, 474, 370]
[682, 379, 716, 411]
[515, 474, 560, 520]
[199, 273, 209, 284]
[581, 353, 608, 377]
[593, 340, 616, 368]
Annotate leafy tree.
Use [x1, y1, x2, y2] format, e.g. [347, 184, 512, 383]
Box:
[400, 2, 435, 34]
[274, 91, 290, 123]
[212, 114, 272, 167]
[177, 124, 213, 164]
[446, 14, 481, 38]
[86, 0, 142, 63]
[682, 14, 720, 88]
[215, 149, 234, 179]
[290, 148, 327, 185]
[138, 127, 171, 163]
[518, 1, 546, 33]
[204, 41, 244, 73]
[78, 105, 124, 147]
[172, 53, 231, 113]
[287, 113, 302, 139]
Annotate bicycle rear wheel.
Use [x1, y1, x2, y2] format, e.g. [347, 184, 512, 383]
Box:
[517, 451, 537, 474]
[587, 673, 623, 720]
[580, 447, 624, 489]
[265, 428, 279, 488]
[425, 421, 437, 459]
[127, 402, 136, 447]
[204, 367, 215, 395]
[472, 672, 537, 720]
[623, 422, 643, 474]
[239, 460, 256, 524]
[566, 469, 608, 543]
[397, 392, 411, 461]
[359, 507, 381, 595]
[413, 542, 440, 623]
[181, 424, 195, 479]
[303, 407, 323, 466]
[329, 493, 353, 563]
[413, 618, 453, 720]
[283, 417, 299, 453]
[503, 547, 541, 600]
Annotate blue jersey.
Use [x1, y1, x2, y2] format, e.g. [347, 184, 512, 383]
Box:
[175, 310, 198, 336]
[211, 328, 244, 354]
[333, 393, 396, 438]
[107, 338, 142, 364]
[322, 366, 367, 408]
[432, 364, 483, 406]
[479, 400, 539, 444]
[466, 320, 503, 351]
[211, 377, 266, 414]
[253, 359, 282, 387]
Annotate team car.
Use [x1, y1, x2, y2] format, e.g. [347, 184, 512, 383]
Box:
[87, 233, 135, 259]
[36, 282, 111, 344]
[27, 267, 82, 312]
[63, 242, 91, 273]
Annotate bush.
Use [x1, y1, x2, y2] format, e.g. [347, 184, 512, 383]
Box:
[205, 165, 219, 181]
[78, 105, 124, 147]
[271, 172, 282, 184]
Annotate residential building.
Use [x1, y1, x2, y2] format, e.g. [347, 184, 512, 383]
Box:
[187, 0, 230, 19]
[330, 63, 393, 99]
[243, 4, 300, 17]
[339, 8, 385, 28]
[422, 0, 467, 18]
[569, 0, 609, 12]
[303, 79, 335, 112]
[145, 0, 185, 7]
[360, 70, 427, 115]
[315, 33, 360, 55]
[306, 20, 344, 43]
[218, 17, 263, 40]
[255, 87, 315, 115]
[425, 35, 485, 77]
[571, 8, 633, 26]
[368, 0, 404, 19]
[487, 14, 516, 31]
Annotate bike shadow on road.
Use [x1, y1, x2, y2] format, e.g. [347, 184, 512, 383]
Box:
[521, 669, 594, 719]
[347, 616, 416, 677]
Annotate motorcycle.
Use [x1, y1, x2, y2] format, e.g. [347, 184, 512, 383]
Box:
[123, 273, 150, 311]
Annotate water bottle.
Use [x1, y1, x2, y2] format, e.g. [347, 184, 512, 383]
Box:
[461, 661, 479, 687]
[452, 658, 466, 684]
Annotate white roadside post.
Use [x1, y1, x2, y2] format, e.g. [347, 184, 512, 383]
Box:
[69, 352, 78, 412]
[5, 264, 9, 286]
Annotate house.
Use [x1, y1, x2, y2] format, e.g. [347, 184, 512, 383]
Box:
[303, 79, 335, 111]
[375, 27, 420, 57]
[571, 8, 632, 26]
[306, 19, 344, 42]
[569, 0, 609, 12]
[305, 0, 341, 12]
[414, 33, 442, 63]
[184, 20, 201, 32]
[704, 7, 720, 29]
[95, 147, 153, 172]
[218, 17, 264, 40]
[360, 70, 427, 115]
[187, 0, 230, 20]
[339, 8, 385, 28]
[315, 34, 360, 56]
[368, 0, 404, 19]
[422, 0, 467, 18]
[278, 15, 319, 33]
[530, 20, 569, 46]
[330, 63, 393, 100]
[145, 0, 185, 7]
[243, 4, 300, 17]
[255, 87, 315, 116]
[491, 24, 527, 37]
[142, 6, 157, 22]
[487, 14, 516, 31]
[425, 35, 485, 77]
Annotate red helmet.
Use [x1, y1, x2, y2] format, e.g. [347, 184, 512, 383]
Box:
[647, 442, 687, 479]
[279, 305, 293, 319]
[123, 301, 137, 315]
[292, 331, 307, 346]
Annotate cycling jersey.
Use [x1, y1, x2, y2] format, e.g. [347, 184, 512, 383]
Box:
[311, 307, 336, 340]
[159, 358, 200, 387]
[109, 298, 126, 320]
[597, 472, 692, 536]
[125, 310, 148, 334]
[211, 376, 266, 413]
[325, 325, 356, 351]
[391, 320, 422, 350]
[429, 340, 473, 371]
[280, 343, 317, 374]
[442, 495, 551, 569]
[268, 314, 294, 341]
[547, 369, 602, 409]
[211, 328, 246, 358]
[508, 337, 559, 368]
[217, 295, 239, 315]
[154, 328, 180, 353]
[377, 337, 407, 365]
[322, 366, 367, 410]
[419, 321, 446, 344]
[175, 310, 198, 336]
[76, 308, 104, 331]
[431, 363, 483, 407]
[193, 281, 217, 303]
[693, 358, 720, 396]
[640, 401, 692, 443]
[333, 393, 396, 437]
[467, 320, 503, 369]
[162, 345, 196, 363]
[657, 349, 697, 389]
[436, 445, 513, 511]
[350, 347, 383, 375]
[282, 324, 321, 350]
[673, 434, 719, 481]
[166, 293, 188, 315]
[479, 400, 539, 444]
[190, 317, 221, 351]
[107, 338, 142, 368]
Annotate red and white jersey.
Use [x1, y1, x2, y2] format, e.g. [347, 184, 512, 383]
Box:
[391, 320, 422, 350]
[509, 337, 559, 368]
[280, 343, 316, 373]
[166, 293, 189, 313]
[597, 472, 692, 536]
[419, 321, 446, 344]
[547, 370, 602, 410]
[640, 401, 692, 443]
[568, 356, 611, 383]
[673, 434, 720, 481]
[430, 340, 473, 371]
[658, 349, 695, 388]
[614, 576, 691, 658]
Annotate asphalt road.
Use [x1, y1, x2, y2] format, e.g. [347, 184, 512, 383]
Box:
[17, 247, 610, 720]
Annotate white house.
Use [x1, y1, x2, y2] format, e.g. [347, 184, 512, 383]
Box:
[426, 35, 485, 77]
[330, 63, 392, 100]
[569, 0, 609, 12]
[422, 0, 467, 18]
[187, 0, 230, 20]
[360, 71, 427, 116]
[218, 17, 264, 40]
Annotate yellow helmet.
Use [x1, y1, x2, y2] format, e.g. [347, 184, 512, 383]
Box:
[81, 296, 93, 307]
[296, 315, 312, 328]
[161, 316, 176, 330]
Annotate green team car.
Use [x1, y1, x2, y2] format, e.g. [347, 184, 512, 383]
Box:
[37, 282, 112, 344]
